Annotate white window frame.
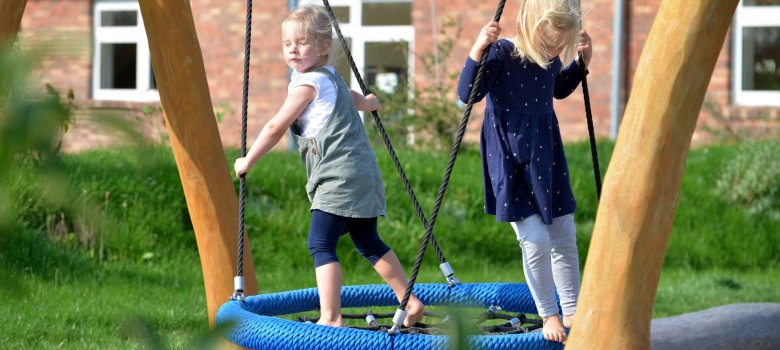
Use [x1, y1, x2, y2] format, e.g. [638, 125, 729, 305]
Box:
[92, 0, 159, 102]
[732, 2, 780, 106]
[298, 0, 415, 92]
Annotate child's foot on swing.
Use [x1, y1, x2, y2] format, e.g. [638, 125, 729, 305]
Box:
[316, 313, 344, 327]
[542, 314, 567, 344]
[563, 313, 574, 329]
[316, 320, 344, 327]
[404, 297, 425, 327]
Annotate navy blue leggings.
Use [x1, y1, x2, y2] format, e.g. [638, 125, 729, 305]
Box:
[307, 210, 391, 268]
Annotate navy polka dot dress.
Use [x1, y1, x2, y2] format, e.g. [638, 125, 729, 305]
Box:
[457, 39, 582, 225]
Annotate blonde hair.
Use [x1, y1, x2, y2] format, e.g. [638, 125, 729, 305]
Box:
[512, 0, 582, 69]
[282, 5, 333, 59]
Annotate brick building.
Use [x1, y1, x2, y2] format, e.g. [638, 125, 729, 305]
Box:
[16, 0, 780, 152]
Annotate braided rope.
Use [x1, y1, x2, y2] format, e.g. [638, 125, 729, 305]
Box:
[399, 0, 507, 312]
[234, 0, 253, 286]
[320, 0, 449, 265]
[217, 283, 563, 350]
[577, 54, 602, 201]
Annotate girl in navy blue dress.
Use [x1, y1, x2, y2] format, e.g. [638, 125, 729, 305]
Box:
[457, 0, 592, 343]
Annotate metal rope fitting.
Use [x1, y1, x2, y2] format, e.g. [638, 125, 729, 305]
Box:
[365, 311, 378, 327]
[229, 276, 246, 302]
[439, 262, 459, 287]
[508, 317, 521, 327]
[388, 308, 407, 335]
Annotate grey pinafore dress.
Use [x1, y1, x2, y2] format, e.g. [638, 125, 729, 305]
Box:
[290, 68, 386, 218]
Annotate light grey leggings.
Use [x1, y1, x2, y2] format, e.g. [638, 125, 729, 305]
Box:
[510, 213, 580, 318]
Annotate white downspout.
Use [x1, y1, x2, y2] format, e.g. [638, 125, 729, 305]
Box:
[610, 0, 625, 139]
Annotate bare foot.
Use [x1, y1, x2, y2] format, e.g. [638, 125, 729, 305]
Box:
[316, 316, 344, 327]
[404, 297, 425, 327]
[563, 314, 574, 329]
[542, 314, 567, 344]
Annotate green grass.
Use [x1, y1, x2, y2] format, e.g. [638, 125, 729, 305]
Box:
[2, 141, 779, 349]
[0, 255, 207, 350]
[654, 268, 780, 317]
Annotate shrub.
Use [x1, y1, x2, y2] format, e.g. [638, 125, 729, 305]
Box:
[368, 16, 465, 151]
[715, 140, 780, 220]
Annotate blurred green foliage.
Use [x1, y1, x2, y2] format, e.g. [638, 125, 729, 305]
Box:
[716, 140, 780, 220]
[1, 48, 77, 296]
[1, 50, 75, 227]
[0, 43, 219, 350]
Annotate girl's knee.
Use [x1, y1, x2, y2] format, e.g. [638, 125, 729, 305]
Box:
[520, 237, 553, 257]
[310, 250, 339, 268]
[308, 235, 340, 267]
[348, 220, 390, 265]
[358, 241, 391, 265]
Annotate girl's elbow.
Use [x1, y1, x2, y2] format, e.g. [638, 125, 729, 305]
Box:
[264, 122, 287, 138]
[457, 89, 470, 104]
[553, 90, 573, 100]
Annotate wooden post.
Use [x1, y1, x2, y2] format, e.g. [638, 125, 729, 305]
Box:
[566, 1, 738, 349]
[137, 0, 258, 328]
[0, 0, 27, 51]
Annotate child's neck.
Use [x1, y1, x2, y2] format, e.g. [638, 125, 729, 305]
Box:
[300, 60, 329, 73]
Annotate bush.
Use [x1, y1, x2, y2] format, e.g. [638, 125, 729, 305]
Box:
[368, 16, 465, 151]
[715, 140, 780, 220]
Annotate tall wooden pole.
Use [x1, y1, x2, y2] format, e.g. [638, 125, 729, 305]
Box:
[137, 0, 257, 328]
[0, 0, 27, 51]
[566, 1, 738, 349]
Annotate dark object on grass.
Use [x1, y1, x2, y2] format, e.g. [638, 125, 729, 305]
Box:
[651, 303, 780, 350]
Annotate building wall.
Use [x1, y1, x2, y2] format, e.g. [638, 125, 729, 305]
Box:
[625, 0, 778, 144]
[625, 0, 731, 144]
[22, 0, 92, 106]
[21, 0, 104, 152]
[20, 0, 292, 152]
[17, 0, 779, 152]
[190, 0, 290, 149]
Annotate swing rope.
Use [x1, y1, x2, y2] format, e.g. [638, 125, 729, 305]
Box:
[578, 53, 602, 200]
[397, 0, 507, 330]
[320, 1, 453, 278]
[230, 0, 253, 302]
[324, 0, 507, 333]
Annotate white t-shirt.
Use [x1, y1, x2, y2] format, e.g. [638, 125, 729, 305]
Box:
[289, 66, 338, 138]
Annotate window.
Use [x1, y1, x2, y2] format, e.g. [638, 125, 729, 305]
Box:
[93, 1, 158, 102]
[297, 0, 414, 93]
[365, 42, 408, 93]
[362, 1, 411, 26]
[733, 0, 780, 106]
[331, 6, 350, 24]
